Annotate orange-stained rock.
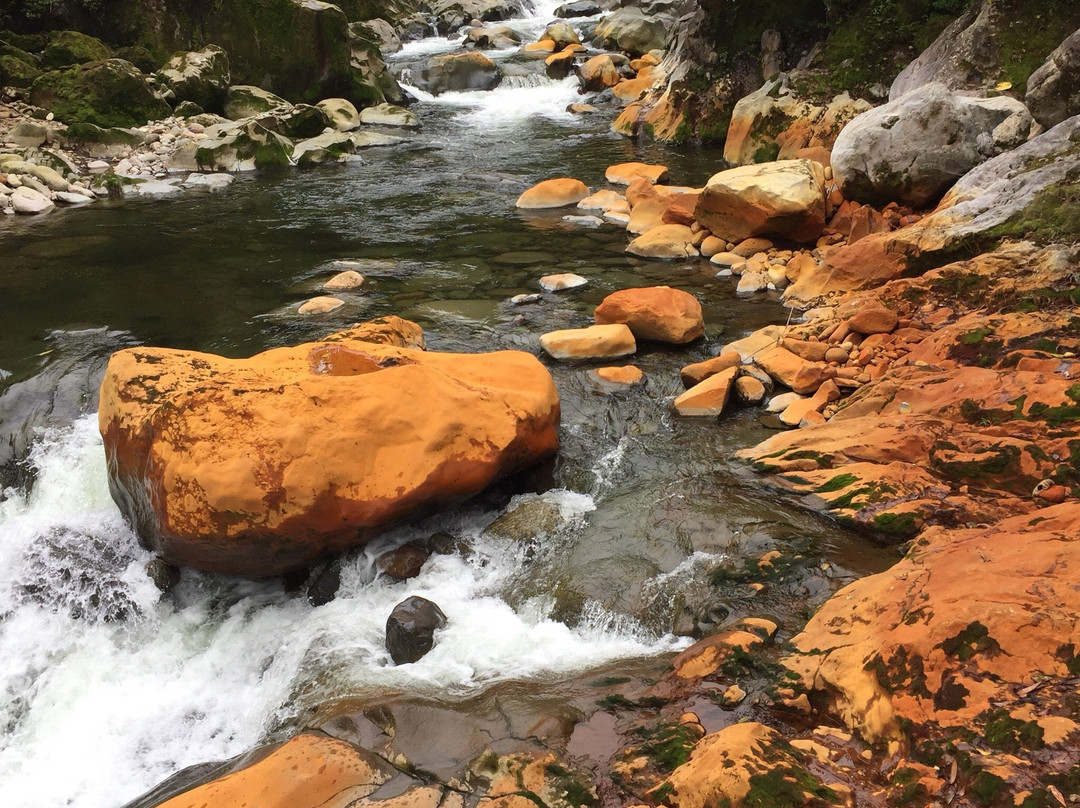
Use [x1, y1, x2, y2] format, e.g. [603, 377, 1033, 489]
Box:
[672, 625, 768, 679]
[626, 196, 674, 234]
[695, 159, 826, 245]
[734, 374, 766, 403]
[673, 367, 737, 416]
[657, 722, 830, 808]
[847, 306, 898, 334]
[755, 345, 832, 394]
[612, 75, 654, 102]
[590, 365, 645, 386]
[625, 176, 661, 208]
[577, 189, 625, 211]
[516, 177, 589, 209]
[730, 237, 773, 257]
[544, 48, 576, 79]
[98, 321, 559, 576]
[625, 224, 698, 259]
[605, 161, 669, 186]
[661, 193, 699, 226]
[539, 324, 636, 359]
[594, 286, 704, 344]
[680, 351, 742, 387]
[785, 502, 1080, 745]
[578, 54, 620, 92]
[522, 40, 556, 53]
[156, 734, 394, 808]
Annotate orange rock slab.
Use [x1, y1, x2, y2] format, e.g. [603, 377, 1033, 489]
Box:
[156, 734, 393, 808]
[594, 286, 704, 344]
[99, 319, 559, 576]
[516, 177, 589, 208]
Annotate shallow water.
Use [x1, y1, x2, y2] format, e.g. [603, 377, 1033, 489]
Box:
[0, 5, 898, 806]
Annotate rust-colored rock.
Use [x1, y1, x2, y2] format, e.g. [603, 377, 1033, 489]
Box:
[673, 367, 737, 416]
[579, 54, 620, 92]
[156, 734, 393, 808]
[594, 286, 704, 344]
[516, 177, 589, 209]
[755, 345, 832, 394]
[99, 320, 559, 576]
[605, 161, 669, 186]
[680, 351, 742, 387]
[539, 324, 636, 359]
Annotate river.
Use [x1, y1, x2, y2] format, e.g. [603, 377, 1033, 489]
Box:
[0, 3, 897, 806]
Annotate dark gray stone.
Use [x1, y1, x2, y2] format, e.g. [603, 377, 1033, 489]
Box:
[386, 595, 447, 664]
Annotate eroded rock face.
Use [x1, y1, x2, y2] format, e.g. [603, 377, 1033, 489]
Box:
[831, 83, 1032, 208]
[1026, 28, 1080, 129]
[695, 159, 825, 244]
[156, 45, 231, 113]
[785, 503, 1080, 746]
[98, 318, 560, 577]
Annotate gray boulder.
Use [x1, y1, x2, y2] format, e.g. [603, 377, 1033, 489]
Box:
[386, 596, 447, 664]
[223, 85, 292, 121]
[593, 7, 669, 57]
[556, 1, 601, 18]
[1026, 28, 1080, 129]
[195, 121, 294, 170]
[414, 52, 502, 95]
[156, 45, 231, 113]
[832, 83, 1033, 207]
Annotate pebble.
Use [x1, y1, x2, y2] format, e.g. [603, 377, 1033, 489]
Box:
[510, 293, 542, 305]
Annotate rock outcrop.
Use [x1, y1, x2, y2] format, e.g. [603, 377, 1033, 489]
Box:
[156, 45, 231, 113]
[30, 59, 172, 128]
[98, 318, 560, 576]
[831, 83, 1032, 207]
[1026, 27, 1080, 129]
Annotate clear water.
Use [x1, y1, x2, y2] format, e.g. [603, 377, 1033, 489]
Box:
[0, 6, 897, 806]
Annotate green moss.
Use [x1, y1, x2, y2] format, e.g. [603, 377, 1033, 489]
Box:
[890, 767, 929, 806]
[637, 723, 699, 773]
[939, 622, 1000, 661]
[872, 511, 918, 537]
[741, 764, 839, 806]
[41, 30, 112, 69]
[961, 327, 994, 346]
[982, 707, 1044, 754]
[992, 0, 1080, 92]
[815, 473, 859, 493]
[0, 52, 40, 87]
[970, 770, 1007, 807]
[30, 59, 170, 128]
[865, 646, 930, 697]
[984, 175, 1080, 246]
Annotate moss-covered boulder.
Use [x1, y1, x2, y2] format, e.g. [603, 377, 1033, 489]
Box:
[40, 30, 112, 69]
[0, 47, 41, 88]
[62, 121, 147, 158]
[255, 104, 332, 139]
[347, 27, 405, 108]
[414, 52, 502, 95]
[156, 45, 230, 113]
[29, 59, 171, 128]
[195, 120, 294, 170]
[223, 84, 292, 120]
[114, 45, 159, 73]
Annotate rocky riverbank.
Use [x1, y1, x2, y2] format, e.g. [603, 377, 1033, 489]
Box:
[4, 1, 1080, 807]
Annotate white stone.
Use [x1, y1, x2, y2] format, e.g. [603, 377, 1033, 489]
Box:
[539, 273, 588, 291]
[54, 191, 94, 205]
[183, 172, 235, 191]
[11, 186, 54, 214]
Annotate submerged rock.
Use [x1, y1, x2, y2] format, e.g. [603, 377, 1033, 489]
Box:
[386, 595, 447, 664]
[98, 318, 559, 576]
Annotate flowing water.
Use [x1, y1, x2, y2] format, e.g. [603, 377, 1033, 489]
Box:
[0, 4, 899, 806]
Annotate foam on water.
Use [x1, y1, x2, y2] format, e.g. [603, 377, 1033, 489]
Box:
[403, 76, 583, 128]
[0, 417, 685, 808]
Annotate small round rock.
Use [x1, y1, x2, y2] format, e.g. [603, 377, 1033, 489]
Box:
[540, 272, 588, 291]
[323, 269, 365, 291]
[298, 296, 345, 314]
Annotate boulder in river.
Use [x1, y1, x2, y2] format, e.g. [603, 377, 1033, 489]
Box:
[414, 52, 502, 95]
[156, 45, 231, 114]
[195, 120, 294, 171]
[539, 324, 636, 360]
[223, 85, 293, 120]
[694, 159, 825, 244]
[592, 7, 668, 56]
[386, 596, 447, 664]
[316, 98, 361, 131]
[97, 318, 560, 577]
[516, 177, 589, 208]
[593, 286, 703, 344]
[358, 103, 420, 128]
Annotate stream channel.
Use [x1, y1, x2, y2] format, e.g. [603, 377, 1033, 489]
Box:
[0, 4, 898, 805]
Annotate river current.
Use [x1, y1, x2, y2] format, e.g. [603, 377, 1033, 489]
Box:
[0, 4, 896, 805]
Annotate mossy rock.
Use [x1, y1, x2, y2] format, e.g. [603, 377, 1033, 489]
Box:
[195, 121, 294, 170]
[29, 59, 171, 128]
[40, 30, 112, 70]
[115, 46, 159, 74]
[0, 52, 41, 88]
[255, 104, 331, 139]
[0, 30, 49, 53]
[157, 45, 231, 113]
[63, 121, 145, 146]
[223, 84, 292, 120]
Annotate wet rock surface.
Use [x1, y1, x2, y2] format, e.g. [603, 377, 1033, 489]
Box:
[386, 595, 447, 664]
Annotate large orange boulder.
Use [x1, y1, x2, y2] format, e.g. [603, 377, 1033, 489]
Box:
[156, 734, 394, 808]
[694, 159, 826, 244]
[98, 318, 560, 576]
[593, 286, 704, 344]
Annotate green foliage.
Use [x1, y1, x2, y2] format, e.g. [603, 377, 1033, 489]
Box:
[637, 723, 699, 773]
